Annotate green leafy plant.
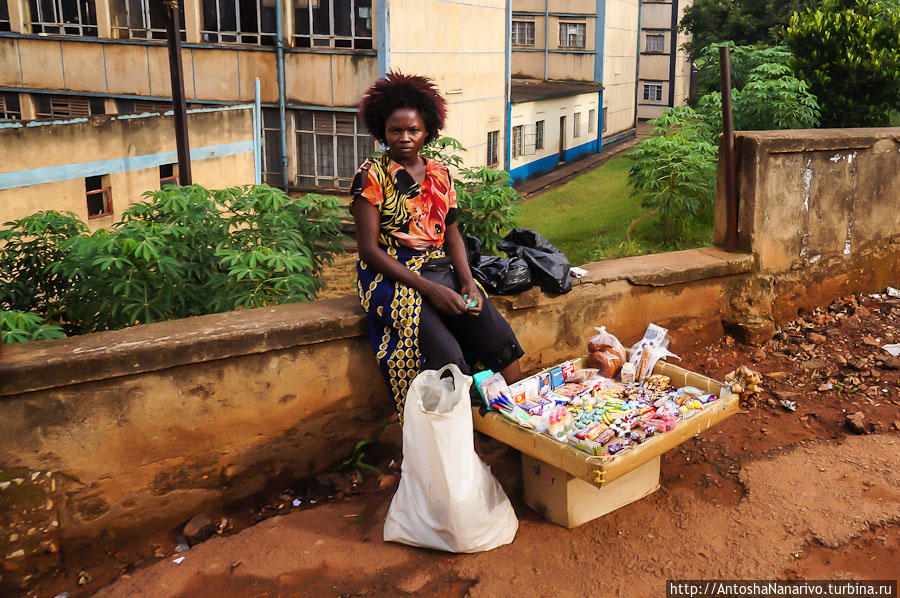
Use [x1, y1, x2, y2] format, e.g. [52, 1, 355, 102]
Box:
[337, 438, 380, 480]
[680, 0, 822, 61]
[0, 211, 87, 326]
[0, 310, 65, 344]
[422, 137, 522, 255]
[0, 184, 347, 338]
[626, 108, 718, 240]
[784, 0, 900, 127]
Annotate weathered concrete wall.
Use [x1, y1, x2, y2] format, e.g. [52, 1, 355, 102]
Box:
[1, 128, 899, 583]
[714, 128, 900, 337]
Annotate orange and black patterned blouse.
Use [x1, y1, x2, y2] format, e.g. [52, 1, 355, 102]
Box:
[350, 152, 458, 252]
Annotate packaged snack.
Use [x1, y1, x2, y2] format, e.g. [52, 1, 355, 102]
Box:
[566, 368, 599, 383]
[523, 377, 540, 401]
[538, 372, 552, 395]
[508, 381, 526, 403]
[561, 360, 577, 381]
[628, 323, 680, 382]
[620, 361, 636, 384]
[549, 367, 565, 389]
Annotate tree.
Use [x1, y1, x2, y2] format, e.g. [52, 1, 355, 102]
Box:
[784, 0, 900, 127]
[627, 108, 718, 240]
[680, 0, 822, 61]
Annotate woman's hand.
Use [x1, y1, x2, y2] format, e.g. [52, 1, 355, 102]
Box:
[422, 281, 467, 316]
[459, 281, 483, 316]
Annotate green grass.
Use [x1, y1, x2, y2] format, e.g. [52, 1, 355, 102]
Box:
[515, 155, 713, 267]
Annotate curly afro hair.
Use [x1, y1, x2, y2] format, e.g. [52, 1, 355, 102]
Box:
[358, 71, 447, 145]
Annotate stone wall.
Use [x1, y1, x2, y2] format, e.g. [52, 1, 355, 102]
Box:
[1, 128, 899, 585]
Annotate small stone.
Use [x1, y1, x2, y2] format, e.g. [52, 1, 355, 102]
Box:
[893, 421, 900, 431]
[817, 383, 833, 392]
[378, 474, 398, 490]
[183, 513, 216, 546]
[847, 359, 867, 372]
[834, 354, 848, 365]
[862, 336, 880, 347]
[752, 348, 766, 362]
[881, 357, 900, 370]
[807, 332, 827, 345]
[846, 412, 867, 435]
[706, 356, 719, 369]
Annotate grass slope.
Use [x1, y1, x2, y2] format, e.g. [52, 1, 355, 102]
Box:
[516, 155, 713, 267]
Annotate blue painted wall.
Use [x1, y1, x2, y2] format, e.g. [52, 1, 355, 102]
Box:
[508, 137, 599, 185]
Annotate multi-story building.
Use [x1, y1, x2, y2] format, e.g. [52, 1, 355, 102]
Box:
[637, 0, 692, 120]
[507, 0, 640, 183]
[0, 1, 660, 216]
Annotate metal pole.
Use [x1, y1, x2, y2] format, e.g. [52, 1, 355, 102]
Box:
[254, 77, 262, 185]
[165, 0, 192, 185]
[719, 45, 737, 252]
[275, 0, 289, 189]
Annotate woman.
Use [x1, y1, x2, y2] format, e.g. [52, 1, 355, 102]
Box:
[351, 71, 524, 417]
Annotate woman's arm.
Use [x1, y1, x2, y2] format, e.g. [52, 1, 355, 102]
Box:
[352, 199, 467, 315]
[444, 222, 482, 315]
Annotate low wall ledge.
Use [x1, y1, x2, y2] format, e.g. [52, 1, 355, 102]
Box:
[739, 127, 900, 154]
[0, 295, 367, 397]
[1, 248, 754, 396]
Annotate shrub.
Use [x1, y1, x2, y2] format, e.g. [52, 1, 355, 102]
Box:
[0, 310, 65, 344]
[784, 0, 900, 127]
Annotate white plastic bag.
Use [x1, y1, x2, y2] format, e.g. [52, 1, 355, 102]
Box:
[383, 364, 518, 553]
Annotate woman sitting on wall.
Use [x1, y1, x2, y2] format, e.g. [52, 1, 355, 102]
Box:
[351, 72, 524, 417]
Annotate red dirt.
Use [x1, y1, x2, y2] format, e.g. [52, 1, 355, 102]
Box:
[20, 293, 900, 598]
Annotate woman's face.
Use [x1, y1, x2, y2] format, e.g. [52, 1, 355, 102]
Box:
[384, 107, 427, 162]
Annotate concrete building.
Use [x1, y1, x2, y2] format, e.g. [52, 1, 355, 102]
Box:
[637, 0, 692, 120]
[507, 0, 640, 183]
[0, 0, 655, 203]
[0, 105, 255, 228]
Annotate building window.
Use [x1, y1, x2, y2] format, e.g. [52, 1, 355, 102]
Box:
[535, 120, 544, 150]
[294, 0, 373, 50]
[487, 130, 499, 166]
[559, 21, 585, 48]
[110, 0, 184, 40]
[116, 99, 174, 114]
[643, 83, 663, 102]
[262, 107, 284, 188]
[34, 95, 106, 120]
[159, 164, 179, 188]
[0, 93, 21, 121]
[295, 110, 374, 190]
[26, 0, 98, 36]
[602, 107, 608, 132]
[645, 33, 665, 53]
[0, 1, 11, 31]
[201, 0, 277, 45]
[86, 175, 112, 219]
[588, 109, 595, 134]
[511, 20, 534, 46]
[573, 112, 581, 138]
[511, 125, 525, 159]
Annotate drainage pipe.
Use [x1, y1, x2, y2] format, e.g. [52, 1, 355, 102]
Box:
[254, 77, 262, 185]
[275, 0, 289, 189]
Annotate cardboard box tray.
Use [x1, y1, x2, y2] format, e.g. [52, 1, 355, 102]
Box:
[472, 357, 740, 488]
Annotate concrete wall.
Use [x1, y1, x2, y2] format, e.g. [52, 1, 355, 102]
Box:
[0, 106, 255, 228]
[387, 0, 507, 169]
[508, 91, 601, 182]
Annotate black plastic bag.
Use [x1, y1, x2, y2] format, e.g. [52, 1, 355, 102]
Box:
[472, 255, 533, 295]
[464, 235, 482, 268]
[498, 228, 572, 294]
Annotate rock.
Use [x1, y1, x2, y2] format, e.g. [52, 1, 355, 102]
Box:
[862, 336, 880, 347]
[846, 412, 867, 435]
[378, 474, 398, 490]
[825, 328, 842, 339]
[183, 513, 216, 546]
[752, 348, 766, 362]
[893, 421, 900, 431]
[834, 354, 848, 365]
[706, 356, 720, 369]
[807, 332, 827, 345]
[882, 356, 900, 370]
[774, 390, 801, 403]
[847, 358, 867, 372]
[817, 383, 833, 392]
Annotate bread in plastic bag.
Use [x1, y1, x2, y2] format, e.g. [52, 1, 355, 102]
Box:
[586, 326, 626, 377]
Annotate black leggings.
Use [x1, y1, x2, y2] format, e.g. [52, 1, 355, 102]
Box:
[417, 266, 524, 376]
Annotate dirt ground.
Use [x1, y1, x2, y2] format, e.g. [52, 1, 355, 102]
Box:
[21, 292, 900, 598]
